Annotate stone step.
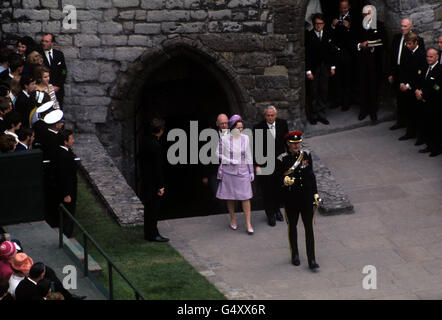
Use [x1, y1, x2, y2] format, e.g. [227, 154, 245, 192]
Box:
[53, 228, 103, 277]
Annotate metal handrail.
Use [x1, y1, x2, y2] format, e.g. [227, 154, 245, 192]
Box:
[58, 204, 146, 300]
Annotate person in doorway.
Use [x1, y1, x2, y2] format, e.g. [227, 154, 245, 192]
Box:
[253, 106, 288, 226]
[202, 113, 229, 210]
[276, 131, 321, 271]
[356, 4, 385, 123]
[141, 117, 169, 242]
[305, 13, 336, 125]
[217, 115, 255, 235]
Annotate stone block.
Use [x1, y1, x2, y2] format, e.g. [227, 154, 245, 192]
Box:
[114, 47, 145, 61]
[140, 0, 163, 10]
[255, 75, 289, 89]
[98, 62, 118, 83]
[250, 89, 285, 102]
[72, 85, 107, 96]
[190, 10, 207, 21]
[59, 46, 80, 59]
[81, 47, 115, 60]
[165, 0, 185, 9]
[128, 35, 152, 46]
[79, 96, 112, 106]
[50, 9, 63, 20]
[42, 21, 61, 34]
[18, 22, 42, 34]
[184, 0, 200, 9]
[199, 33, 262, 52]
[135, 10, 147, 20]
[86, 0, 112, 9]
[227, 0, 259, 8]
[98, 22, 123, 34]
[222, 22, 242, 32]
[22, 0, 40, 9]
[208, 9, 231, 20]
[80, 21, 98, 34]
[41, 0, 59, 8]
[182, 22, 206, 33]
[14, 9, 50, 20]
[264, 65, 288, 75]
[76, 10, 103, 21]
[242, 21, 266, 33]
[100, 35, 128, 46]
[55, 34, 73, 45]
[74, 34, 101, 47]
[119, 10, 136, 20]
[2, 23, 18, 34]
[112, 0, 139, 8]
[233, 52, 273, 68]
[76, 105, 108, 123]
[134, 23, 161, 35]
[62, 0, 86, 8]
[69, 60, 100, 81]
[147, 10, 191, 22]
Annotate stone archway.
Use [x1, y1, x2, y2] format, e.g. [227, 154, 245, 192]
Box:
[105, 38, 252, 218]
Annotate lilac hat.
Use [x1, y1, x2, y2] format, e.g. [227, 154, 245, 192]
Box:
[228, 114, 243, 129]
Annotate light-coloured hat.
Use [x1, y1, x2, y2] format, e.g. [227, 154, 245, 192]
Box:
[11, 253, 34, 275]
[44, 109, 63, 124]
[36, 101, 54, 114]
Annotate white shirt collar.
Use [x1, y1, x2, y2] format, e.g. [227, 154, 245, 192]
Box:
[18, 141, 28, 149]
[48, 128, 58, 134]
[9, 69, 14, 79]
[412, 45, 419, 54]
[267, 122, 276, 128]
[60, 145, 68, 151]
[22, 90, 30, 98]
[27, 278, 38, 286]
[430, 61, 438, 69]
[5, 130, 19, 142]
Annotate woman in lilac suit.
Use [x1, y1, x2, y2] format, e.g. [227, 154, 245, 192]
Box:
[216, 115, 255, 235]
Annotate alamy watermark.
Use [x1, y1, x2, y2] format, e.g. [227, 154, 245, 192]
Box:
[362, 265, 377, 290]
[166, 121, 276, 175]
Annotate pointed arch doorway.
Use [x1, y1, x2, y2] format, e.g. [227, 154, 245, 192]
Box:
[134, 45, 246, 220]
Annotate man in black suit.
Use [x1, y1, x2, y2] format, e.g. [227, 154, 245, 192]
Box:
[330, 0, 355, 111]
[253, 106, 289, 226]
[0, 96, 12, 134]
[414, 48, 442, 157]
[305, 13, 336, 125]
[141, 118, 169, 242]
[396, 33, 426, 142]
[54, 129, 77, 238]
[14, 127, 34, 152]
[0, 53, 24, 88]
[39, 34, 67, 108]
[356, 5, 385, 122]
[387, 18, 425, 130]
[14, 74, 37, 128]
[15, 262, 46, 300]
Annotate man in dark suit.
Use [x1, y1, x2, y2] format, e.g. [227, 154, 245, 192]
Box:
[356, 5, 385, 122]
[14, 127, 34, 152]
[0, 96, 12, 134]
[39, 34, 67, 108]
[396, 33, 426, 142]
[387, 18, 425, 130]
[15, 262, 46, 300]
[14, 74, 37, 128]
[276, 131, 321, 271]
[330, 0, 356, 111]
[53, 129, 78, 238]
[0, 53, 24, 88]
[253, 106, 289, 226]
[141, 118, 169, 242]
[305, 13, 336, 125]
[414, 48, 442, 157]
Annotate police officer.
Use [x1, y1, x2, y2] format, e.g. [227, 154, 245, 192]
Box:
[276, 131, 320, 271]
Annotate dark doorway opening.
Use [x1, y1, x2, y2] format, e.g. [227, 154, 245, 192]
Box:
[135, 54, 234, 220]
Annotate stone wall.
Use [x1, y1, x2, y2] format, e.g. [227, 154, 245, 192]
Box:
[1, 0, 440, 186]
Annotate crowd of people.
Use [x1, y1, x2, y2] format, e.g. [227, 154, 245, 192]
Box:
[305, 0, 441, 158]
[0, 236, 85, 300]
[0, 33, 78, 239]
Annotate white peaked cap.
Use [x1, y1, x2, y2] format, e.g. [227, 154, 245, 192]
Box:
[36, 101, 55, 114]
[44, 109, 64, 124]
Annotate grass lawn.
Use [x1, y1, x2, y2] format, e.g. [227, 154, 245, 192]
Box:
[74, 173, 226, 300]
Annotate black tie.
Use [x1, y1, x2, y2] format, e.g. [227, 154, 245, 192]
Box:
[49, 51, 53, 66]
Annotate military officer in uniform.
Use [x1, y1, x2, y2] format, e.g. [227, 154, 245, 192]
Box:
[276, 131, 321, 271]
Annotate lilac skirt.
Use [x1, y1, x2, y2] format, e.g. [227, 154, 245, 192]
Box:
[216, 173, 253, 201]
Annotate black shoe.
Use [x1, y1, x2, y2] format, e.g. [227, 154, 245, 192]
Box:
[291, 254, 300, 266]
[267, 215, 276, 227]
[419, 147, 431, 153]
[308, 260, 320, 271]
[317, 117, 330, 125]
[398, 134, 415, 141]
[147, 235, 170, 242]
[71, 294, 87, 300]
[341, 105, 350, 111]
[415, 139, 425, 146]
[308, 118, 317, 125]
[389, 123, 403, 130]
[370, 113, 378, 123]
[275, 210, 284, 222]
[358, 112, 367, 121]
[429, 150, 442, 157]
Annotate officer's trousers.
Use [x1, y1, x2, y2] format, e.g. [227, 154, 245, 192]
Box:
[284, 200, 316, 261]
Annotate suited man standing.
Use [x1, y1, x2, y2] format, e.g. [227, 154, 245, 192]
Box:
[305, 13, 336, 125]
[330, 0, 355, 111]
[414, 48, 442, 157]
[253, 106, 289, 226]
[141, 118, 169, 242]
[14, 74, 37, 128]
[39, 34, 67, 108]
[387, 18, 425, 131]
[15, 262, 46, 300]
[54, 129, 78, 237]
